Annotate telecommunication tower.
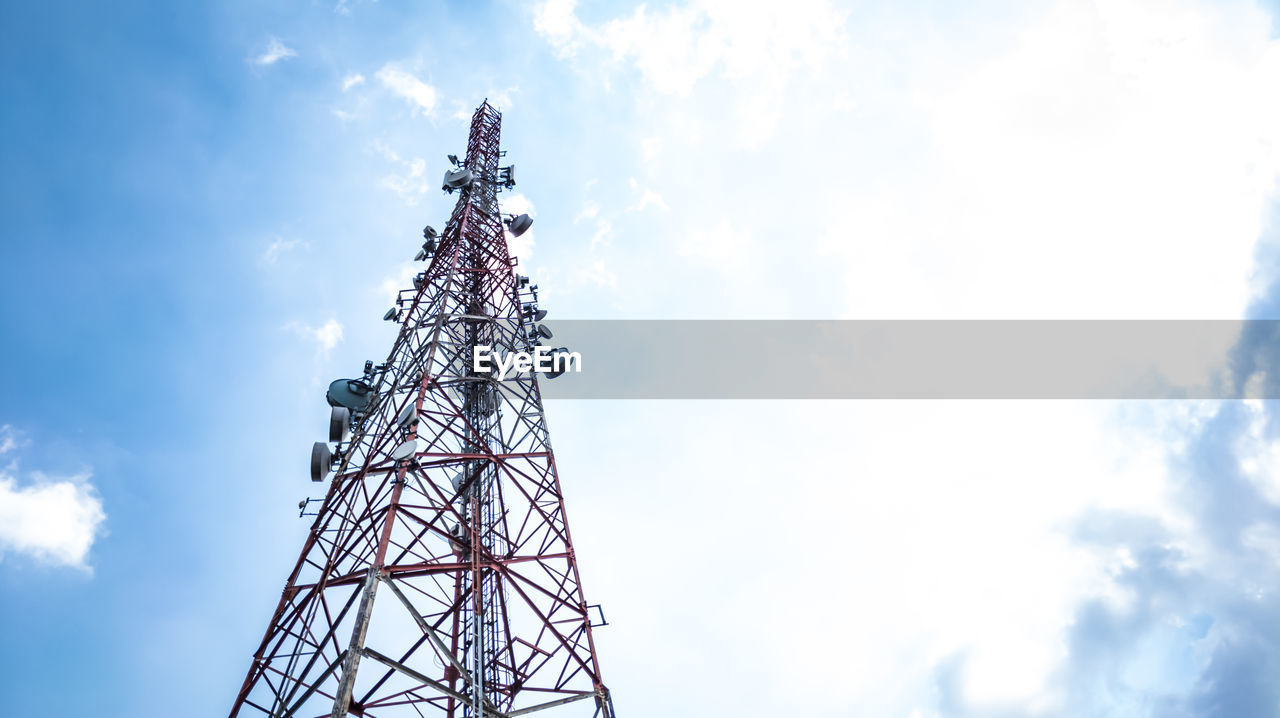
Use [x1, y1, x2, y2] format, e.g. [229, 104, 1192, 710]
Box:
[230, 101, 615, 718]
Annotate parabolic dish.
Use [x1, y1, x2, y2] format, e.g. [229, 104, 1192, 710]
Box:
[443, 168, 474, 189]
[508, 213, 533, 237]
[545, 347, 572, 379]
[329, 407, 350, 442]
[396, 402, 418, 427]
[327, 378, 374, 412]
[392, 438, 419, 461]
[310, 442, 331, 482]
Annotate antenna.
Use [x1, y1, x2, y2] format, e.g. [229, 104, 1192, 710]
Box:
[329, 407, 350, 442]
[391, 437, 418, 461]
[309, 442, 331, 482]
[396, 402, 418, 429]
[325, 378, 373, 412]
[442, 167, 474, 192]
[506, 213, 533, 237]
[543, 347, 572, 379]
[232, 101, 615, 718]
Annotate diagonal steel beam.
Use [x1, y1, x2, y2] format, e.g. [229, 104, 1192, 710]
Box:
[380, 575, 476, 687]
[505, 691, 596, 717]
[360, 647, 473, 708]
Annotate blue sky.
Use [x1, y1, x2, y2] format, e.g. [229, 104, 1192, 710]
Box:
[3, 1, 1280, 716]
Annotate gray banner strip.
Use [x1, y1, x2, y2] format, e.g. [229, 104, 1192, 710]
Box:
[519, 320, 1280, 399]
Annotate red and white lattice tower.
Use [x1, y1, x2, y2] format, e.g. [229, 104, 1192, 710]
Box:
[230, 101, 615, 718]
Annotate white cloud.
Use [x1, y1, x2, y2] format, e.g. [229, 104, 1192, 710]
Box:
[0, 424, 21, 455]
[540, 0, 1280, 320]
[501, 192, 536, 218]
[639, 137, 661, 164]
[575, 257, 617, 289]
[533, 0, 848, 143]
[448, 101, 475, 123]
[533, 0, 585, 55]
[334, 0, 378, 14]
[565, 401, 1177, 716]
[252, 36, 297, 66]
[588, 217, 611, 251]
[378, 263, 420, 306]
[817, 1, 1280, 320]
[342, 73, 366, 91]
[445, 89, 519, 123]
[312, 319, 343, 354]
[574, 201, 599, 224]
[0, 475, 105, 570]
[371, 139, 430, 205]
[1236, 400, 1280, 505]
[286, 319, 344, 358]
[487, 86, 518, 110]
[0, 428, 105, 571]
[678, 219, 749, 270]
[376, 64, 438, 115]
[532, 1, 1280, 714]
[261, 236, 307, 265]
[628, 188, 668, 213]
[623, 176, 668, 212]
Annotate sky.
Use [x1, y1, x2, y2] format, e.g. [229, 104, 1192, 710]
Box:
[2, 0, 1280, 716]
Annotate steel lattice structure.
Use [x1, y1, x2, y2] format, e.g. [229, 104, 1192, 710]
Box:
[230, 101, 615, 718]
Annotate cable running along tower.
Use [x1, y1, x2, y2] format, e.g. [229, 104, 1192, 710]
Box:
[230, 101, 614, 718]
